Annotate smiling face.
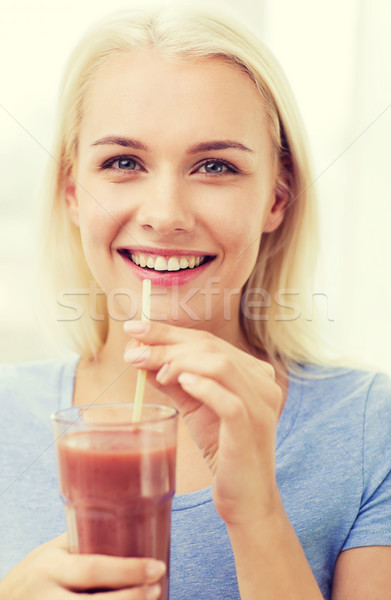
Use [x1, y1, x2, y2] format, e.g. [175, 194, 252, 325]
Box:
[65, 49, 286, 336]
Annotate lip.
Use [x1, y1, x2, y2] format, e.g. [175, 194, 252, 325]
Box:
[117, 246, 208, 258]
[117, 248, 215, 287]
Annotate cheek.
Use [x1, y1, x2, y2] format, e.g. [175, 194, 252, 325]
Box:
[76, 199, 121, 281]
[78, 189, 121, 241]
[75, 180, 139, 249]
[217, 193, 265, 281]
[218, 198, 263, 254]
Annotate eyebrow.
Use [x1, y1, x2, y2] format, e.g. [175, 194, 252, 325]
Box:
[91, 136, 149, 150]
[91, 136, 254, 154]
[187, 140, 254, 154]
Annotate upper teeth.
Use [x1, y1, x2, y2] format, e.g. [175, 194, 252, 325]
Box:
[130, 253, 205, 271]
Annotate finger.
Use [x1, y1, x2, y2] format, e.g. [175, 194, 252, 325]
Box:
[123, 337, 242, 381]
[123, 319, 211, 346]
[123, 320, 276, 383]
[57, 555, 166, 590]
[157, 350, 236, 383]
[76, 583, 162, 600]
[36, 532, 68, 551]
[53, 533, 68, 549]
[26, 533, 68, 565]
[123, 321, 275, 384]
[125, 344, 279, 423]
[177, 371, 277, 439]
[124, 340, 192, 371]
[175, 373, 261, 475]
[177, 372, 245, 423]
[156, 350, 277, 402]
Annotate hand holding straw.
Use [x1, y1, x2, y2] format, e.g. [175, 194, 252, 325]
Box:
[132, 279, 151, 423]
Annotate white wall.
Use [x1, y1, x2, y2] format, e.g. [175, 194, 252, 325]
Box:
[262, 0, 391, 374]
[1, 0, 390, 374]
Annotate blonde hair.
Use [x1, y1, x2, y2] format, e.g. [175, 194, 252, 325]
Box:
[37, 5, 324, 370]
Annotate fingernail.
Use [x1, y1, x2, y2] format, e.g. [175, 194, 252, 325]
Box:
[146, 583, 162, 599]
[124, 346, 150, 363]
[125, 339, 138, 352]
[124, 320, 149, 334]
[146, 560, 166, 580]
[178, 372, 198, 386]
[156, 363, 170, 384]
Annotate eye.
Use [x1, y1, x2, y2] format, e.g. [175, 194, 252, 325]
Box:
[196, 159, 237, 175]
[116, 157, 137, 170]
[101, 156, 143, 172]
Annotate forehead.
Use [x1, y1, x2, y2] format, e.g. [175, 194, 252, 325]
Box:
[80, 49, 271, 152]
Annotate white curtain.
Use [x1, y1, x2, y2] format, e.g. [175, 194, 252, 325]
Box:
[1, 0, 390, 374]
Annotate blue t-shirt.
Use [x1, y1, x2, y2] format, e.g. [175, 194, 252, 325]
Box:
[1, 357, 391, 599]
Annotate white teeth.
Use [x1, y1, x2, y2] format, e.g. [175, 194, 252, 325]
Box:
[167, 256, 180, 271]
[129, 251, 207, 271]
[154, 256, 168, 271]
[139, 254, 147, 268]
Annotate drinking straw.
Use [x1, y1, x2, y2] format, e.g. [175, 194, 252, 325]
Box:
[132, 279, 151, 423]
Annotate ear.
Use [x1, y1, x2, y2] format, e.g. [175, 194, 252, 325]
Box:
[64, 171, 80, 227]
[263, 187, 289, 233]
[263, 166, 291, 233]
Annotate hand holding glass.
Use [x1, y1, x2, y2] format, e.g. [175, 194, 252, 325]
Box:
[51, 403, 177, 598]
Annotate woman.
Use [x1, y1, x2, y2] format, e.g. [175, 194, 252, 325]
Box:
[1, 6, 391, 599]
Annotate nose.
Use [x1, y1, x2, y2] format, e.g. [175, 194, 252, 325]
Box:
[135, 174, 195, 235]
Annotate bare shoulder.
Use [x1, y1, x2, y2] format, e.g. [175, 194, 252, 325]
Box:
[332, 546, 391, 599]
